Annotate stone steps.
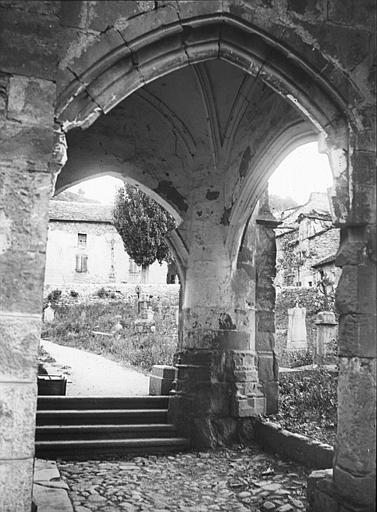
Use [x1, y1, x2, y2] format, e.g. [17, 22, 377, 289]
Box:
[36, 423, 178, 441]
[36, 409, 169, 425]
[37, 395, 169, 410]
[35, 395, 188, 458]
[35, 438, 189, 458]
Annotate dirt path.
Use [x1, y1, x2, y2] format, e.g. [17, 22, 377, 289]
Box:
[40, 339, 149, 396]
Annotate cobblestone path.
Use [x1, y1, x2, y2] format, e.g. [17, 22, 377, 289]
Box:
[58, 444, 309, 512]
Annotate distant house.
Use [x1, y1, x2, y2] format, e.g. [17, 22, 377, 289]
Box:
[44, 199, 167, 286]
[275, 192, 341, 288]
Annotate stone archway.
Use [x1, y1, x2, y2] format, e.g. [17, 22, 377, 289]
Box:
[54, 7, 377, 512]
[0, 2, 374, 511]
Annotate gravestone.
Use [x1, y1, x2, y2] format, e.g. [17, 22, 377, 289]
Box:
[287, 304, 307, 350]
[43, 303, 55, 323]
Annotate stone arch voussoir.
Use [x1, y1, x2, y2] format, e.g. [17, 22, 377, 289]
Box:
[57, 9, 356, 242]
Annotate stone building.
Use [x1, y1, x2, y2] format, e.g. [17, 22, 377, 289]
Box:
[275, 192, 341, 288]
[0, 2, 375, 511]
[45, 199, 167, 286]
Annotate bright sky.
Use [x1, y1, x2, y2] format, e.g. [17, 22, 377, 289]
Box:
[268, 142, 333, 203]
[70, 176, 124, 205]
[68, 142, 332, 205]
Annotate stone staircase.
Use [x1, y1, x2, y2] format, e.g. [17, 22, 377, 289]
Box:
[35, 396, 189, 458]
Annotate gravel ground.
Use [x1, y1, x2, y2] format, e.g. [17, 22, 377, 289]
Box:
[41, 339, 149, 396]
[58, 445, 309, 512]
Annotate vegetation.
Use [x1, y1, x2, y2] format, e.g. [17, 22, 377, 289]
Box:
[269, 367, 338, 445]
[41, 298, 177, 372]
[113, 184, 176, 282]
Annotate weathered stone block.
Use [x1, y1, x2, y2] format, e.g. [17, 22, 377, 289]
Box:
[0, 167, 51, 249]
[338, 313, 376, 358]
[335, 357, 376, 475]
[0, 458, 34, 512]
[85, 0, 155, 32]
[0, 382, 37, 458]
[334, 465, 376, 508]
[230, 350, 256, 368]
[336, 264, 376, 315]
[307, 469, 338, 512]
[257, 355, 275, 383]
[0, 8, 58, 79]
[0, 251, 46, 314]
[287, 0, 326, 17]
[59, 26, 126, 86]
[0, 314, 40, 381]
[256, 310, 275, 332]
[7, 75, 55, 127]
[149, 365, 176, 395]
[256, 331, 275, 351]
[309, 24, 372, 70]
[262, 380, 279, 415]
[327, 0, 375, 29]
[0, 122, 54, 170]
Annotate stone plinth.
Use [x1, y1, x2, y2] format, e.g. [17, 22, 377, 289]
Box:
[314, 311, 338, 364]
[307, 468, 374, 512]
[149, 365, 176, 395]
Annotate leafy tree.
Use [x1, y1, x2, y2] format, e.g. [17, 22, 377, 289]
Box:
[113, 184, 176, 282]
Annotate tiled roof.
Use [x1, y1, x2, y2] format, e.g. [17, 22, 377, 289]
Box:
[49, 200, 113, 223]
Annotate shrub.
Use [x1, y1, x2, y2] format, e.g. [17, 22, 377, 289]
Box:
[47, 288, 62, 303]
[96, 287, 109, 298]
[278, 368, 337, 426]
[70, 290, 79, 298]
[289, 351, 313, 368]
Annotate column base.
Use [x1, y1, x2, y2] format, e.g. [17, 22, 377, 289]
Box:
[168, 348, 265, 448]
[307, 469, 375, 512]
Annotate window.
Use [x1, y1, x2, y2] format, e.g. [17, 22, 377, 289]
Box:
[308, 281, 313, 287]
[75, 254, 88, 273]
[78, 233, 87, 248]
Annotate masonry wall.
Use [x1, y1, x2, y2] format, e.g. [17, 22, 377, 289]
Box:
[276, 227, 340, 288]
[0, 2, 59, 510]
[44, 221, 168, 286]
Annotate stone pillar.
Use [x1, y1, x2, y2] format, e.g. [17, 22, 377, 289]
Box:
[308, 142, 376, 510]
[333, 225, 376, 510]
[314, 311, 337, 365]
[168, 184, 265, 448]
[0, 5, 58, 510]
[255, 191, 280, 414]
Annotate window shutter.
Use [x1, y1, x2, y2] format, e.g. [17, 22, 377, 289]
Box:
[75, 254, 81, 272]
[82, 255, 88, 272]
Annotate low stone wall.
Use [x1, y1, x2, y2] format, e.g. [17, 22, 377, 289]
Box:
[253, 419, 334, 469]
[44, 283, 180, 305]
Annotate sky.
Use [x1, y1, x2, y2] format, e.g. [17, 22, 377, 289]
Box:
[68, 142, 333, 206]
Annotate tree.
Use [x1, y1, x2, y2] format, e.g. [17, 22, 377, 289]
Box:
[113, 184, 176, 283]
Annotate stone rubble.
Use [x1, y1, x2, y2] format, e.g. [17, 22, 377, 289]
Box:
[58, 444, 308, 511]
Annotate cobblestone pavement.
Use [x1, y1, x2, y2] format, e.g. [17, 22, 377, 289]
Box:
[58, 444, 309, 512]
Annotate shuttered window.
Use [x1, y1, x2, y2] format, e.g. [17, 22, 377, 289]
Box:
[75, 254, 88, 273]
